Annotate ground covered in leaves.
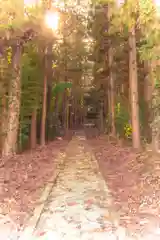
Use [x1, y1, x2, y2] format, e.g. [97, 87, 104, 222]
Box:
[0, 138, 69, 227]
[88, 135, 160, 238]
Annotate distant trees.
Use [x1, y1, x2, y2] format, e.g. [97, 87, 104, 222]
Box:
[1, 0, 160, 155]
[0, 1, 88, 156]
[90, 0, 159, 150]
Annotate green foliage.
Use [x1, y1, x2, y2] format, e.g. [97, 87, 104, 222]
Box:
[18, 43, 43, 146]
[18, 121, 30, 150]
[0, 0, 24, 30]
[150, 83, 160, 136]
[52, 82, 72, 97]
[0, 51, 12, 113]
[115, 97, 131, 139]
[21, 43, 43, 115]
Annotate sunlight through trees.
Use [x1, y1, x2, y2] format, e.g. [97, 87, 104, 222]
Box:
[0, 0, 160, 153]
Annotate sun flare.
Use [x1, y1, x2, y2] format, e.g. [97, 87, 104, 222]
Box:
[24, 0, 38, 7]
[44, 11, 59, 31]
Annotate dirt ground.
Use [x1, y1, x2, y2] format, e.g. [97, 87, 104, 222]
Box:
[0, 138, 69, 228]
[88, 135, 160, 238]
[0, 130, 160, 239]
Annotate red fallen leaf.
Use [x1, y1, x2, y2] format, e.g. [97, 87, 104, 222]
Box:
[104, 225, 113, 232]
[76, 224, 81, 229]
[90, 228, 107, 233]
[85, 199, 94, 205]
[36, 231, 46, 237]
[67, 201, 77, 206]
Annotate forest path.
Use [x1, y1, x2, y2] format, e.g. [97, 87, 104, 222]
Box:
[31, 132, 122, 240]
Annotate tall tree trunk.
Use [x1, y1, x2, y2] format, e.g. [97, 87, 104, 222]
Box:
[103, 92, 107, 129]
[0, 96, 7, 154]
[107, 83, 111, 132]
[129, 27, 141, 149]
[108, 46, 116, 136]
[46, 85, 51, 141]
[100, 101, 104, 133]
[150, 54, 159, 151]
[0, 58, 7, 153]
[46, 43, 53, 141]
[144, 61, 152, 142]
[2, 43, 22, 156]
[30, 108, 37, 149]
[64, 91, 69, 134]
[40, 52, 47, 146]
[106, 3, 115, 135]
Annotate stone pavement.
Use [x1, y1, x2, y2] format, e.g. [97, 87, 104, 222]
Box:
[33, 133, 125, 240]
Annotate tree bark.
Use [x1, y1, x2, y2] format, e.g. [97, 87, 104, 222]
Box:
[100, 101, 104, 133]
[40, 52, 47, 146]
[0, 96, 7, 154]
[108, 46, 116, 136]
[107, 82, 111, 132]
[46, 43, 53, 141]
[129, 27, 141, 149]
[144, 61, 152, 142]
[64, 91, 69, 134]
[0, 59, 8, 154]
[106, 3, 116, 136]
[2, 43, 22, 156]
[30, 108, 37, 149]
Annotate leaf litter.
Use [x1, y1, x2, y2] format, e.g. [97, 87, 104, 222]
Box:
[88, 135, 160, 239]
[0, 138, 69, 230]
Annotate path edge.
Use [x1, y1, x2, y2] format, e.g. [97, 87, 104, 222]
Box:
[86, 140, 100, 170]
[86, 139, 132, 240]
[18, 149, 67, 240]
